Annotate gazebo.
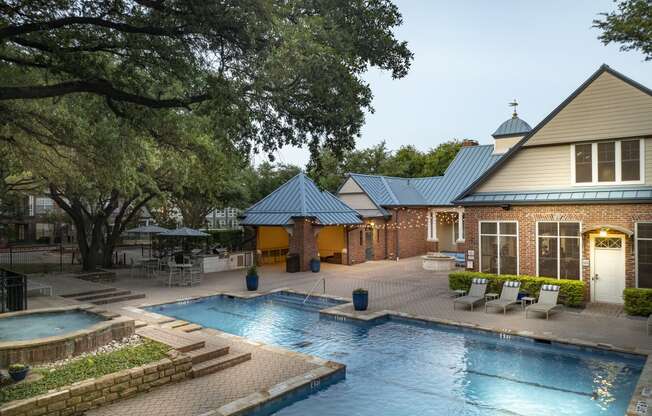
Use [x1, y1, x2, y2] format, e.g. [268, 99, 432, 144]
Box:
[240, 173, 362, 272]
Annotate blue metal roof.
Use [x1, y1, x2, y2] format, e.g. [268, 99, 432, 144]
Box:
[492, 116, 532, 138]
[241, 173, 362, 226]
[457, 186, 652, 205]
[346, 145, 499, 207]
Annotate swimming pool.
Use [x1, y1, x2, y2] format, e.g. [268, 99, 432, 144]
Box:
[0, 309, 105, 341]
[148, 292, 644, 416]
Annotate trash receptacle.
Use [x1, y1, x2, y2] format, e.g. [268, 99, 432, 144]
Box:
[286, 253, 300, 273]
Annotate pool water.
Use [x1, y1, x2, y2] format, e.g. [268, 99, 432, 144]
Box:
[148, 293, 644, 416]
[0, 310, 105, 341]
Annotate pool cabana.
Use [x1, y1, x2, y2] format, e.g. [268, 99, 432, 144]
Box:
[241, 173, 363, 272]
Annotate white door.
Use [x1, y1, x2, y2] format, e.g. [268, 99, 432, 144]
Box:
[591, 236, 626, 303]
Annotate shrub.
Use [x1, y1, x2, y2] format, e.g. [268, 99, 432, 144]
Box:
[623, 288, 652, 316]
[449, 271, 585, 307]
[247, 265, 258, 276]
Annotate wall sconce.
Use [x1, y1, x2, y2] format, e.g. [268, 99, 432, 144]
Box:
[599, 227, 608, 237]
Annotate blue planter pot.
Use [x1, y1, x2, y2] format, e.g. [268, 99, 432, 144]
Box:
[9, 367, 29, 382]
[310, 258, 321, 273]
[352, 291, 368, 311]
[246, 274, 259, 291]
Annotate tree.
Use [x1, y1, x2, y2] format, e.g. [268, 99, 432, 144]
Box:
[420, 139, 463, 177]
[594, 1, 652, 60]
[243, 162, 302, 204]
[379, 145, 425, 177]
[1, 0, 413, 162]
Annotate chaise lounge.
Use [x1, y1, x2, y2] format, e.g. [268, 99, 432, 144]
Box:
[485, 281, 521, 314]
[525, 284, 562, 320]
[453, 278, 488, 311]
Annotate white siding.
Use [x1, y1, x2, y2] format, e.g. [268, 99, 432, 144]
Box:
[339, 177, 364, 193]
[338, 193, 377, 210]
[525, 71, 652, 147]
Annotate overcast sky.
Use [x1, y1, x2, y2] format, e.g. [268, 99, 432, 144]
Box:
[257, 0, 652, 167]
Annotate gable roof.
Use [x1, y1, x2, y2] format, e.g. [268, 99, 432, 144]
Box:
[453, 64, 652, 203]
[344, 145, 500, 207]
[241, 173, 362, 226]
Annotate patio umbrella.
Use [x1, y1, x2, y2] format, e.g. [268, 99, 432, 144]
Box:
[124, 225, 169, 257]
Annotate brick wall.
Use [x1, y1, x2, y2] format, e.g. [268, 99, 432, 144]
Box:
[0, 351, 192, 416]
[288, 219, 317, 272]
[386, 208, 430, 260]
[463, 204, 652, 300]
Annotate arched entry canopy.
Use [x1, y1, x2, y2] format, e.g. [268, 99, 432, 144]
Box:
[241, 173, 362, 271]
[582, 224, 634, 237]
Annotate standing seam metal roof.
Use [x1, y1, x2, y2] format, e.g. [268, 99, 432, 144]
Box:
[241, 173, 362, 225]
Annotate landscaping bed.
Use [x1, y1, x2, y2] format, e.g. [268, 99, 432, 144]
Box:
[0, 338, 169, 405]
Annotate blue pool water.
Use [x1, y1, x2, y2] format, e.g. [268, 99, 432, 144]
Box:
[0, 310, 105, 341]
[148, 293, 644, 416]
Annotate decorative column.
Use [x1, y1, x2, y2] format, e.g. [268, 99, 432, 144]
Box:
[456, 208, 465, 255]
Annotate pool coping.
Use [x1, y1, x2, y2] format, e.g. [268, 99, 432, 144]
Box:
[134, 289, 652, 416]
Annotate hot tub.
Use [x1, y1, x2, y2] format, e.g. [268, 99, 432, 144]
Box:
[0, 306, 134, 366]
[421, 252, 456, 271]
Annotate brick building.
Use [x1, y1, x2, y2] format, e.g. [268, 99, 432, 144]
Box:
[455, 65, 652, 304]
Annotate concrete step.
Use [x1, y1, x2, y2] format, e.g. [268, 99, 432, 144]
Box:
[90, 293, 146, 305]
[186, 344, 230, 365]
[190, 352, 251, 378]
[161, 320, 189, 329]
[134, 320, 148, 329]
[177, 323, 202, 333]
[138, 327, 205, 352]
[60, 288, 117, 298]
[97, 311, 121, 319]
[75, 290, 133, 301]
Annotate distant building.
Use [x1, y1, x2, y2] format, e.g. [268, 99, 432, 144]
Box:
[205, 207, 242, 230]
[0, 194, 75, 244]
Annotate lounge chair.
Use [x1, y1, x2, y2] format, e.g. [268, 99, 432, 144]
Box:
[485, 281, 521, 314]
[525, 285, 562, 320]
[453, 278, 489, 311]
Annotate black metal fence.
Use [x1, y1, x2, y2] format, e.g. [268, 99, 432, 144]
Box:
[0, 268, 27, 313]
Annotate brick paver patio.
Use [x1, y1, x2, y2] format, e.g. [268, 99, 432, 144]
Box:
[27, 257, 652, 415]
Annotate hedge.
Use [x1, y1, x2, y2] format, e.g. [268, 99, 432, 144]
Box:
[623, 288, 652, 316]
[449, 271, 585, 307]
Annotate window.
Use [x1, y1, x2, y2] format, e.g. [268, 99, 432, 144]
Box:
[537, 222, 581, 280]
[36, 223, 53, 240]
[35, 197, 54, 215]
[479, 221, 518, 275]
[572, 140, 644, 185]
[636, 223, 652, 288]
[574, 143, 592, 183]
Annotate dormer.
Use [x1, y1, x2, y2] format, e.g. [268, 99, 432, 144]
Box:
[492, 112, 531, 154]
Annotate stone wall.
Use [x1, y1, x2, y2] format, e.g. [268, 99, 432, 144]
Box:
[0, 351, 192, 416]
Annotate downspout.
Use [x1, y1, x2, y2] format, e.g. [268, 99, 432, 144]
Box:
[395, 209, 400, 261]
[384, 218, 388, 260]
[346, 226, 350, 265]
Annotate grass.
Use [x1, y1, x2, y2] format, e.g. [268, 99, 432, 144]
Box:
[0, 340, 169, 405]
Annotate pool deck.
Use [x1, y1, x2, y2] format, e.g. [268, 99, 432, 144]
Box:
[25, 257, 652, 416]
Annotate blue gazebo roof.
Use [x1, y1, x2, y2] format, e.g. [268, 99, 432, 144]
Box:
[241, 173, 362, 226]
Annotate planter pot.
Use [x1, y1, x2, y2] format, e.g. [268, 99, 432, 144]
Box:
[352, 291, 368, 311]
[310, 258, 321, 273]
[9, 367, 29, 382]
[246, 274, 259, 291]
[517, 292, 527, 301]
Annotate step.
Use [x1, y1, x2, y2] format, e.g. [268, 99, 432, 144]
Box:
[75, 290, 133, 301]
[97, 311, 121, 319]
[134, 320, 148, 329]
[177, 323, 202, 333]
[60, 288, 117, 298]
[138, 327, 205, 352]
[90, 293, 146, 305]
[190, 352, 251, 378]
[161, 320, 189, 329]
[186, 344, 230, 365]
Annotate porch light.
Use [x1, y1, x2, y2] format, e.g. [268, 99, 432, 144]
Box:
[599, 227, 608, 237]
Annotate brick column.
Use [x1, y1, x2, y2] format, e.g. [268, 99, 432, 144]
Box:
[288, 218, 318, 272]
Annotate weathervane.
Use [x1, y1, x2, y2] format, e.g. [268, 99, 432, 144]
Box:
[509, 99, 519, 118]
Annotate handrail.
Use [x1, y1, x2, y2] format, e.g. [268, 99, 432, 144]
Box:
[302, 277, 326, 304]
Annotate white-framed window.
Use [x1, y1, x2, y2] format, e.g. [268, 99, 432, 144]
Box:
[571, 139, 644, 185]
[479, 221, 518, 275]
[636, 222, 652, 288]
[35, 197, 55, 215]
[536, 221, 581, 280]
[426, 210, 437, 241]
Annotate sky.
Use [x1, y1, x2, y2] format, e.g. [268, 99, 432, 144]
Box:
[258, 0, 652, 167]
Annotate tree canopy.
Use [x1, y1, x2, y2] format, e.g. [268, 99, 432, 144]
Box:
[1, 0, 412, 160]
[595, 0, 652, 60]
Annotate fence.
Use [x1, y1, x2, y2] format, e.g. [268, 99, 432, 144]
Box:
[0, 268, 27, 313]
[0, 244, 152, 273]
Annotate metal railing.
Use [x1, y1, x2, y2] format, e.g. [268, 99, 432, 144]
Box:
[303, 277, 326, 304]
[0, 268, 27, 313]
